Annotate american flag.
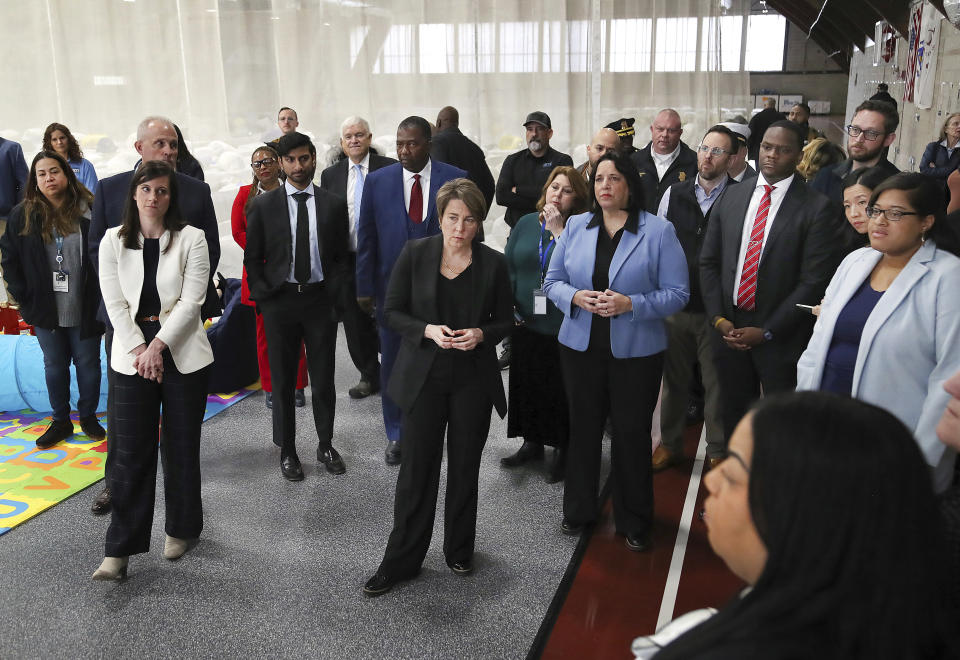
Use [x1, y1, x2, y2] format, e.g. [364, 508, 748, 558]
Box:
[903, 3, 923, 103]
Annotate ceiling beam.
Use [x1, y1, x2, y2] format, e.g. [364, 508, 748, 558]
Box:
[863, 0, 910, 37]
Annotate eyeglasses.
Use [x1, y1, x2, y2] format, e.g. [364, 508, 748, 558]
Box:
[696, 145, 731, 157]
[865, 206, 920, 222]
[845, 125, 884, 141]
[251, 157, 277, 169]
[759, 142, 795, 156]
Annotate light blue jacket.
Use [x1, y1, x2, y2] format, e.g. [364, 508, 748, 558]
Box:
[544, 210, 689, 358]
[796, 242, 960, 492]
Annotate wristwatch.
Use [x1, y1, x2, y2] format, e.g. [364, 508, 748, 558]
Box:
[762, 329, 774, 342]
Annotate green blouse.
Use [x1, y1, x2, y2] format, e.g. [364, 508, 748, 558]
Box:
[504, 212, 564, 336]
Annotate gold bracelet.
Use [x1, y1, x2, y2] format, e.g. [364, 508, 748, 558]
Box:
[713, 316, 728, 329]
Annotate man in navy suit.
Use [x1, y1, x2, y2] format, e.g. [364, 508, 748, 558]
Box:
[0, 136, 27, 221]
[356, 116, 466, 465]
[86, 116, 221, 515]
[320, 116, 396, 400]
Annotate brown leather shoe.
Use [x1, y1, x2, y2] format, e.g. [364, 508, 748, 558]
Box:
[706, 457, 724, 471]
[652, 445, 680, 472]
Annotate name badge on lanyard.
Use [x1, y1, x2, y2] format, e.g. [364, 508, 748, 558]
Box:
[534, 227, 555, 316]
[52, 232, 69, 293]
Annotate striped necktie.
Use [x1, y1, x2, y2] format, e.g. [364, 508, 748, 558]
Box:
[735, 184, 774, 311]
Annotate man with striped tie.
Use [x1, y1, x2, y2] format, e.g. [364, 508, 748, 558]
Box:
[699, 121, 838, 442]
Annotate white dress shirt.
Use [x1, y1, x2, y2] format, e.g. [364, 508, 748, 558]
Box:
[284, 180, 324, 283]
[403, 159, 432, 221]
[345, 152, 370, 252]
[652, 144, 680, 180]
[731, 172, 794, 306]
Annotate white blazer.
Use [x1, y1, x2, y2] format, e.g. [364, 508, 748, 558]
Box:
[796, 242, 960, 492]
[98, 225, 214, 376]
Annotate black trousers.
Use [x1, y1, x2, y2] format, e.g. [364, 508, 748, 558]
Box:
[378, 353, 492, 578]
[559, 345, 662, 536]
[712, 309, 800, 441]
[260, 283, 337, 456]
[105, 323, 209, 557]
[340, 253, 379, 385]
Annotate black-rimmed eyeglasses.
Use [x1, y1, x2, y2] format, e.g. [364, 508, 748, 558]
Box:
[846, 125, 884, 141]
[865, 206, 919, 221]
[251, 157, 277, 169]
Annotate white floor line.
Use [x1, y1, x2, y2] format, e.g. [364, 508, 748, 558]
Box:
[655, 426, 708, 632]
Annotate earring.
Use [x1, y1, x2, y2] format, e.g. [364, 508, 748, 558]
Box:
[921, 230, 927, 244]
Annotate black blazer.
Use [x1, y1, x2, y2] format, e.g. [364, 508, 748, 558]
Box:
[631, 142, 699, 215]
[431, 128, 496, 210]
[384, 234, 512, 416]
[88, 169, 222, 320]
[319, 152, 397, 199]
[243, 185, 349, 305]
[0, 203, 104, 338]
[699, 175, 838, 355]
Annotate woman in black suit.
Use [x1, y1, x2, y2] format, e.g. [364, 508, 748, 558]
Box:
[363, 178, 512, 597]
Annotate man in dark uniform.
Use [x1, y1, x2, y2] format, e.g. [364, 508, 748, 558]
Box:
[432, 106, 495, 212]
[629, 108, 698, 215]
[607, 117, 638, 155]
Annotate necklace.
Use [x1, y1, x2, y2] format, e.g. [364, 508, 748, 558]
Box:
[441, 253, 472, 276]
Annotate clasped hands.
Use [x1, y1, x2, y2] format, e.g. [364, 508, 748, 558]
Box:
[424, 324, 484, 351]
[715, 319, 764, 351]
[573, 289, 631, 318]
[131, 338, 168, 382]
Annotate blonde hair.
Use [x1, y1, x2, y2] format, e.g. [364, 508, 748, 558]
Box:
[796, 138, 846, 182]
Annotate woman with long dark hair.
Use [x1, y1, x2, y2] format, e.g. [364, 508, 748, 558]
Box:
[42, 123, 98, 192]
[173, 124, 205, 181]
[544, 152, 688, 552]
[501, 166, 590, 482]
[837, 165, 891, 255]
[798, 173, 960, 492]
[649, 392, 959, 659]
[231, 144, 308, 409]
[93, 161, 213, 580]
[0, 150, 104, 448]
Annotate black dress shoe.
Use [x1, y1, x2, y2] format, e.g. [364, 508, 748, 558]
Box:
[363, 572, 395, 597]
[625, 533, 651, 552]
[560, 518, 585, 536]
[348, 380, 379, 399]
[450, 561, 473, 575]
[36, 419, 75, 449]
[500, 440, 544, 467]
[91, 487, 112, 515]
[546, 447, 566, 484]
[295, 389, 306, 407]
[281, 455, 304, 481]
[265, 391, 273, 409]
[79, 416, 106, 441]
[385, 440, 401, 466]
[317, 446, 346, 475]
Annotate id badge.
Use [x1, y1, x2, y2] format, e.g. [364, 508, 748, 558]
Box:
[53, 271, 69, 293]
[533, 288, 547, 315]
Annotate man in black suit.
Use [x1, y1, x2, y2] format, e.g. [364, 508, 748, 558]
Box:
[700, 121, 838, 442]
[319, 116, 394, 399]
[495, 111, 573, 229]
[244, 132, 350, 482]
[87, 115, 221, 516]
[629, 109, 698, 215]
[747, 98, 785, 162]
[432, 106, 495, 212]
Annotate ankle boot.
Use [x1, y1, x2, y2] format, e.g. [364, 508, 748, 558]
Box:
[500, 440, 544, 467]
[92, 556, 128, 581]
[163, 535, 191, 560]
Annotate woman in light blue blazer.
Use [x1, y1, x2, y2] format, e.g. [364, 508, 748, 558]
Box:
[797, 173, 960, 492]
[544, 152, 688, 552]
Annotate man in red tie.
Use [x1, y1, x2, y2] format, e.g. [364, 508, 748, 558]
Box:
[699, 121, 839, 444]
[355, 117, 466, 465]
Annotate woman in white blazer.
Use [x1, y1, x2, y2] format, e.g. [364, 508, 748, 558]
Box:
[92, 161, 214, 580]
[797, 174, 960, 492]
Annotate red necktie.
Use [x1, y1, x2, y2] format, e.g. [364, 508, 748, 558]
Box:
[409, 174, 423, 224]
[735, 184, 774, 311]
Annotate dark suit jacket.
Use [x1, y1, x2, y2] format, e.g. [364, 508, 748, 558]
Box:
[810, 157, 900, 203]
[319, 152, 397, 200]
[0, 137, 28, 218]
[355, 159, 467, 311]
[699, 175, 838, 357]
[431, 128, 496, 211]
[89, 169, 222, 320]
[243, 185, 349, 307]
[384, 234, 512, 416]
[630, 142, 699, 215]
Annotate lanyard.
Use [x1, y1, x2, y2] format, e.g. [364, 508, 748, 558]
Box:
[54, 231, 65, 273]
[537, 225, 555, 286]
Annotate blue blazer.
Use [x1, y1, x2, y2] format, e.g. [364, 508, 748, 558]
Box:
[796, 242, 960, 492]
[355, 160, 466, 311]
[544, 211, 689, 358]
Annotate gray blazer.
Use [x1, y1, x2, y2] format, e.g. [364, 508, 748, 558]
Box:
[796, 242, 960, 492]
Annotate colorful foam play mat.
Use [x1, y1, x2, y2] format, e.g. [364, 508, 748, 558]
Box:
[0, 387, 257, 536]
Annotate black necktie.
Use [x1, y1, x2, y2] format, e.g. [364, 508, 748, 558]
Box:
[293, 192, 311, 284]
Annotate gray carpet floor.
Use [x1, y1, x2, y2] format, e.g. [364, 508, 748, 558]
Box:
[0, 327, 610, 659]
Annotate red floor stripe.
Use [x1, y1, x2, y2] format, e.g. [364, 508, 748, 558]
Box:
[539, 425, 741, 659]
